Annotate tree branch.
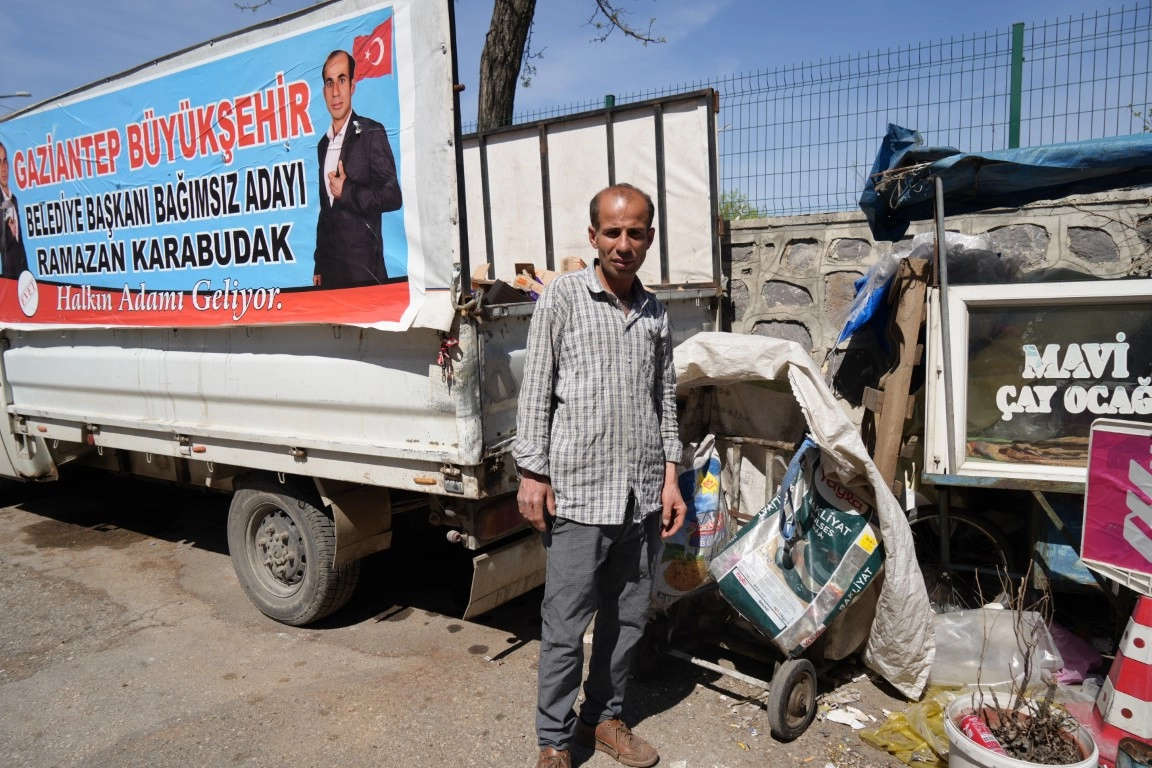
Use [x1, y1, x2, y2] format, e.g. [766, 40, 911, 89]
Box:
[587, 0, 665, 45]
[234, 0, 274, 12]
[520, 21, 545, 89]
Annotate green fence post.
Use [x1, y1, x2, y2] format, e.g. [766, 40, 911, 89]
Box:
[1009, 22, 1025, 149]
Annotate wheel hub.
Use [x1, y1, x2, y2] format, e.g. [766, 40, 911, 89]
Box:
[786, 679, 814, 725]
[255, 511, 304, 585]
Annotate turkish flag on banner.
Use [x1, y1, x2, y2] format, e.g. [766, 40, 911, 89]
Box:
[353, 17, 393, 82]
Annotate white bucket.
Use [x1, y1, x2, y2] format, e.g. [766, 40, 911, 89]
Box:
[944, 692, 1099, 768]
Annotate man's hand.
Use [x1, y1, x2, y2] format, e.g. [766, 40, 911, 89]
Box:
[5, 217, 17, 240]
[660, 462, 687, 539]
[517, 468, 555, 533]
[313, 274, 322, 287]
[327, 160, 346, 200]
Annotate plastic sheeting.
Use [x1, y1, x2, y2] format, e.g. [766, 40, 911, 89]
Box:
[674, 332, 935, 699]
[860, 124, 1152, 241]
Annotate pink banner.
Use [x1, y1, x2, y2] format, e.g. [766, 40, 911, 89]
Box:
[1083, 423, 1152, 578]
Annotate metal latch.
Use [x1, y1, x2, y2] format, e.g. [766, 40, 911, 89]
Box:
[440, 464, 464, 495]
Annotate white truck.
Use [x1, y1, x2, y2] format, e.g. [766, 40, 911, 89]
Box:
[0, 0, 721, 624]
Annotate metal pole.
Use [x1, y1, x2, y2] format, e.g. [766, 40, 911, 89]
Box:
[935, 175, 957, 476]
[664, 649, 773, 691]
[604, 96, 616, 186]
[935, 175, 956, 598]
[538, 126, 555, 271]
[939, 486, 953, 597]
[478, 132, 495, 274]
[707, 90, 723, 299]
[1009, 22, 1025, 149]
[653, 103, 669, 283]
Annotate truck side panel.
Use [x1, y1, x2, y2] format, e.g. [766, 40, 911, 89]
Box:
[1, 324, 483, 491]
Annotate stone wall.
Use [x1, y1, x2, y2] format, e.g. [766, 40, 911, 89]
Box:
[723, 188, 1152, 373]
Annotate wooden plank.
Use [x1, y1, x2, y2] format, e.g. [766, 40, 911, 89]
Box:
[870, 257, 931, 488]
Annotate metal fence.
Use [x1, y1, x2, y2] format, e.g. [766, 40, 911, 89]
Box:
[488, 2, 1152, 216]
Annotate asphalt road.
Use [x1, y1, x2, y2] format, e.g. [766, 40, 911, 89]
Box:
[0, 471, 910, 768]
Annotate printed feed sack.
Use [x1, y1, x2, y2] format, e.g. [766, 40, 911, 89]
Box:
[708, 438, 884, 656]
[653, 436, 730, 609]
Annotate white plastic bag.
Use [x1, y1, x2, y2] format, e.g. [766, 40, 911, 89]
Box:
[928, 607, 1064, 690]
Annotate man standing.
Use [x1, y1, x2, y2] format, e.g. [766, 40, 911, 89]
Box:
[514, 183, 687, 768]
[314, 50, 402, 288]
[0, 142, 28, 280]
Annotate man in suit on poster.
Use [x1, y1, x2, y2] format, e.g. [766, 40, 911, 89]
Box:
[0, 142, 28, 280]
[314, 49, 402, 288]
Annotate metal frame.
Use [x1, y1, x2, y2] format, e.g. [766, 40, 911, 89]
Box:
[462, 89, 723, 289]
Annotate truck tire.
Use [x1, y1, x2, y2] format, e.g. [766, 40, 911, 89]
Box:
[227, 481, 360, 626]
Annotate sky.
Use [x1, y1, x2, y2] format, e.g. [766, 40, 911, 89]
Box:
[0, 0, 1131, 125]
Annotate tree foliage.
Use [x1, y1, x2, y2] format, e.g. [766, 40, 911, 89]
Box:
[1132, 103, 1152, 132]
[719, 189, 767, 221]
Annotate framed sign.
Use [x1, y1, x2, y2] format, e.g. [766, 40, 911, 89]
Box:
[924, 278, 1152, 487]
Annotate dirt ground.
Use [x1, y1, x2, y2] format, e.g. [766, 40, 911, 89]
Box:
[0, 471, 916, 768]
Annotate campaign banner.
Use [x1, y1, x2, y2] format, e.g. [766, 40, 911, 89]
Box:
[1083, 420, 1152, 581]
[0, 0, 447, 329]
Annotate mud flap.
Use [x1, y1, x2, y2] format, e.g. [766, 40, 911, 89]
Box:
[463, 533, 546, 619]
[315, 479, 393, 569]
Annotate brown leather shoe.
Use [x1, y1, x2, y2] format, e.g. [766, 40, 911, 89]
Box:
[575, 718, 659, 767]
[535, 746, 571, 768]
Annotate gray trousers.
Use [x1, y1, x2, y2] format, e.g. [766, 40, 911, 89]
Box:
[535, 509, 662, 750]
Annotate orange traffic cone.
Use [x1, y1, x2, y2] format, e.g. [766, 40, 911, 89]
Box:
[1097, 595, 1152, 740]
[1072, 595, 1152, 766]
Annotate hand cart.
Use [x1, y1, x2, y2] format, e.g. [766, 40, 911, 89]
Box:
[648, 332, 937, 740]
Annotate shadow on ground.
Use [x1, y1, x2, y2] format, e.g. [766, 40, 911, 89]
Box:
[4, 470, 542, 640]
[5, 469, 230, 555]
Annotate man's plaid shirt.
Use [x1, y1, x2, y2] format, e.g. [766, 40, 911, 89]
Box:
[512, 262, 681, 524]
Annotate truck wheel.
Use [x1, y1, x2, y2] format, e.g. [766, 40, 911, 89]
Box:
[767, 658, 817, 742]
[227, 482, 360, 626]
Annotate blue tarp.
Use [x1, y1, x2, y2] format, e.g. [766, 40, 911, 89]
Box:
[859, 124, 1152, 241]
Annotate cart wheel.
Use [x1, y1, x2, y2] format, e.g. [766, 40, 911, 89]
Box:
[767, 658, 817, 742]
[907, 510, 1013, 612]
